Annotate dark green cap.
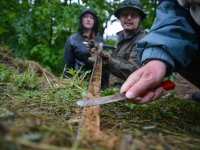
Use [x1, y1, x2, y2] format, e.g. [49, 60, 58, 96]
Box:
[114, 0, 147, 20]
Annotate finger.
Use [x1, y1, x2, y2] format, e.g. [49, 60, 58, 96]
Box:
[104, 53, 109, 57]
[86, 45, 90, 50]
[88, 57, 95, 63]
[125, 80, 151, 99]
[127, 92, 155, 104]
[124, 70, 157, 99]
[120, 70, 142, 96]
[136, 87, 165, 104]
[136, 92, 155, 104]
[91, 48, 97, 53]
[95, 43, 99, 48]
[100, 51, 109, 58]
[152, 87, 165, 100]
[127, 97, 141, 103]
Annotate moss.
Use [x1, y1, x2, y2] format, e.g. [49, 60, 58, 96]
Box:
[1, 63, 200, 149]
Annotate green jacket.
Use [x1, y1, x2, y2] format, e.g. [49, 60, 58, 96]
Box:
[108, 27, 146, 88]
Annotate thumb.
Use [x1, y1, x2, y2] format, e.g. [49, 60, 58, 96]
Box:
[125, 79, 149, 99]
[91, 48, 97, 53]
[100, 50, 110, 58]
[88, 57, 95, 63]
[120, 70, 144, 99]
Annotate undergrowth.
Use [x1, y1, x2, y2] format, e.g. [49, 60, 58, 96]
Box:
[1, 63, 200, 150]
[0, 63, 89, 149]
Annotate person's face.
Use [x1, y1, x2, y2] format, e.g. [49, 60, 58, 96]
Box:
[119, 8, 141, 32]
[82, 13, 95, 29]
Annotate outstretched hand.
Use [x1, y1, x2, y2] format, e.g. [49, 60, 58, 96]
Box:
[88, 50, 111, 65]
[100, 50, 111, 65]
[86, 40, 98, 51]
[120, 60, 167, 104]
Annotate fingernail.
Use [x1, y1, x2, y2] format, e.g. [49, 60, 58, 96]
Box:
[126, 91, 135, 99]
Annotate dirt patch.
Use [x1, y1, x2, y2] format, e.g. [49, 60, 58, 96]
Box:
[173, 75, 199, 99]
[1, 45, 200, 149]
[0, 46, 60, 89]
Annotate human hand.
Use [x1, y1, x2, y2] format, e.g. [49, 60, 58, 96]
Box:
[88, 50, 111, 65]
[85, 40, 98, 51]
[100, 50, 111, 65]
[120, 60, 167, 104]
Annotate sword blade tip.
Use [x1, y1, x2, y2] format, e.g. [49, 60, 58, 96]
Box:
[76, 100, 85, 107]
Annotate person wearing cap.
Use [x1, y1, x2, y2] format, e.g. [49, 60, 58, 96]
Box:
[63, 7, 107, 80]
[120, 0, 200, 103]
[89, 0, 147, 88]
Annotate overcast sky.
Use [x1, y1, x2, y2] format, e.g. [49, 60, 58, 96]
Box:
[104, 16, 122, 38]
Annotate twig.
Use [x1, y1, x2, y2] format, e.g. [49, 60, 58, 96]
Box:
[61, 65, 67, 79]
[43, 72, 53, 89]
[13, 139, 88, 150]
[16, 139, 69, 150]
[5, 93, 20, 101]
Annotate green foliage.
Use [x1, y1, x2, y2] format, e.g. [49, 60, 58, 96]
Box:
[1, 62, 200, 149]
[101, 87, 119, 96]
[0, 0, 18, 43]
[30, 45, 51, 65]
[13, 71, 43, 91]
[0, 0, 157, 76]
[0, 63, 88, 114]
[105, 38, 117, 47]
[140, 0, 158, 29]
[0, 108, 14, 118]
[0, 64, 12, 82]
[63, 66, 91, 81]
[62, 67, 90, 98]
[0, 64, 42, 91]
[30, 44, 63, 73]
[0, 0, 83, 75]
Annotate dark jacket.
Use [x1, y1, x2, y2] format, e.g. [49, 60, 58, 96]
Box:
[63, 7, 103, 77]
[78, 7, 99, 35]
[63, 32, 103, 77]
[108, 27, 146, 87]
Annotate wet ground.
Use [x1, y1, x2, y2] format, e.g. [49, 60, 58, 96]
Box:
[1, 46, 200, 150]
[174, 75, 199, 100]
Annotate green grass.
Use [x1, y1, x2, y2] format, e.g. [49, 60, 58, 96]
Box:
[1, 63, 200, 150]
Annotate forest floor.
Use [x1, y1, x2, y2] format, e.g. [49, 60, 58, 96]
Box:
[1, 46, 200, 150]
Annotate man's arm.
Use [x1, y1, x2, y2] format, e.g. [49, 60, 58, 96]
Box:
[137, 1, 198, 70]
[120, 1, 199, 103]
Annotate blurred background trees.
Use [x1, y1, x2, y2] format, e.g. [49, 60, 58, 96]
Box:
[0, 0, 158, 75]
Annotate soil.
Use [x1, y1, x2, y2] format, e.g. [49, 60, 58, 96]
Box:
[1, 45, 200, 150]
[173, 75, 199, 99]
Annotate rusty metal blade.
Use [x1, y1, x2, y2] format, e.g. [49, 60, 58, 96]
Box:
[76, 93, 126, 107]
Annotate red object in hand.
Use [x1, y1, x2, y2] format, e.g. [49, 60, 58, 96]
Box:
[160, 80, 176, 90]
[141, 80, 175, 97]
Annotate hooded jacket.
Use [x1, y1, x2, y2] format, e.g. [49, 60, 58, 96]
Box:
[63, 8, 103, 77]
[78, 7, 99, 35]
